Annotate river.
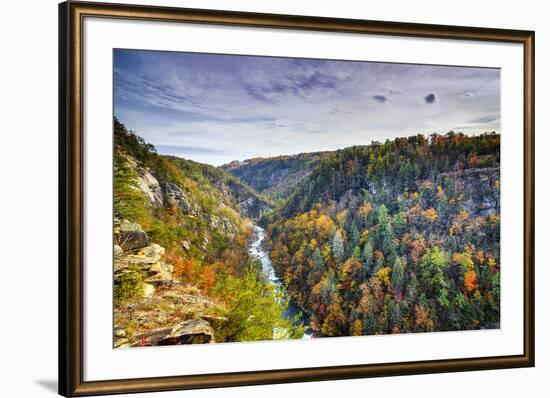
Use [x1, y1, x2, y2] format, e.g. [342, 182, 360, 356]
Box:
[249, 225, 314, 339]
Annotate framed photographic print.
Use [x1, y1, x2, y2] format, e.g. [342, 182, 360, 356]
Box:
[59, 1, 535, 396]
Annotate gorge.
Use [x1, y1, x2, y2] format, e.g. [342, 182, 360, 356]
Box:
[114, 118, 501, 346]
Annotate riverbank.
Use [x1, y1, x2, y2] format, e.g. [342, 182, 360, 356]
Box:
[249, 225, 314, 339]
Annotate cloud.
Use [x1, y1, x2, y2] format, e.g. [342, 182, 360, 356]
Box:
[114, 49, 500, 165]
[155, 144, 228, 155]
[460, 92, 475, 99]
[468, 115, 499, 124]
[372, 95, 388, 103]
[424, 93, 437, 104]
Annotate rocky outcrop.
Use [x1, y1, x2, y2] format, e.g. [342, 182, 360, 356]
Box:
[137, 169, 163, 207]
[114, 281, 224, 347]
[441, 167, 500, 217]
[139, 319, 216, 346]
[116, 220, 149, 251]
[162, 182, 199, 216]
[114, 222, 175, 303]
[238, 197, 270, 219]
[209, 214, 238, 239]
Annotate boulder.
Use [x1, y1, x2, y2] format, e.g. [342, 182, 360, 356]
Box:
[114, 337, 130, 348]
[181, 240, 191, 251]
[142, 283, 155, 298]
[147, 260, 173, 280]
[158, 319, 215, 345]
[114, 245, 123, 258]
[124, 244, 165, 266]
[117, 220, 149, 251]
[114, 328, 126, 338]
[135, 319, 215, 346]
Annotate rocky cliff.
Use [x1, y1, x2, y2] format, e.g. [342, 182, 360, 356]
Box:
[114, 220, 223, 348]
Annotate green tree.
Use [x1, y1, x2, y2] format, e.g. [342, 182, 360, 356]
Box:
[214, 264, 304, 342]
[113, 153, 147, 221]
[391, 256, 405, 296]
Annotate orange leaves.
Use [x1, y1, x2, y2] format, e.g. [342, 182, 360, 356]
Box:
[458, 209, 469, 221]
[468, 153, 480, 168]
[452, 250, 475, 271]
[338, 257, 363, 289]
[422, 207, 438, 223]
[464, 270, 478, 293]
[414, 304, 434, 331]
[169, 254, 196, 282]
[200, 266, 216, 295]
[476, 249, 485, 265]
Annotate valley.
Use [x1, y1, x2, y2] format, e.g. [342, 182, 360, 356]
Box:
[113, 118, 501, 346]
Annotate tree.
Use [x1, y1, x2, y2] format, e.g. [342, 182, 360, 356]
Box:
[350, 221, 360, 249]
[420, 247, 450, 308]
[332, 230, 346, 263]
[391, 257, 405, 296]
[213, 265, 304, 342]
[113, 153, 147, 221]
[376, 205, 394, 258]
[312, 247, 325, 274]
[362, 240, 374, 276]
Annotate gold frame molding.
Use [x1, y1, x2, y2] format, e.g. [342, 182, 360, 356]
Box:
[59, 1, 535, 396]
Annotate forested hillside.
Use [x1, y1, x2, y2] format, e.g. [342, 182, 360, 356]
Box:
[113, 119, 501, 345]
[222, 151, 333, 201]
[266, 133, 501, 336]
[113, 119, 302, 347]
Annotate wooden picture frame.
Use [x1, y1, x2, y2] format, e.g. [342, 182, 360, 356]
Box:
[59, 1, 534, 396]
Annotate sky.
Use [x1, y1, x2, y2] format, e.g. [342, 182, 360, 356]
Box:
[114, 49, 500, 166]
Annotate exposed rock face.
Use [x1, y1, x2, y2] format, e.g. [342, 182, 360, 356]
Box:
[238, 197, 270, 219]
[137, 169, 163, 207]
[209, 215, 238, 239]
[162, 182, 198, 215]
[157, 319, 215, 345]
[114, 224, 175, 302]
[117, 220, 149, 251]
[441, 167, 500, 217]
[132, 319, 215, 346]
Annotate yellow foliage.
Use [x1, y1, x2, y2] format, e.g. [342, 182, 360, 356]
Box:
[489, 213, 500, 224]
[459, 209, 469, 221]
[453, 251, 475, 271]
[359, 202, 373, 217]
[422, 207, 438, 223]
[375, 266, 391, 288]
[336, 210, 348, 226]
[351, 319, 363, 336]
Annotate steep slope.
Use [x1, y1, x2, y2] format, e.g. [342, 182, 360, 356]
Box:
[113, 119, 301, 346]
[267, 132, 501, 337]
[222, 151, 334, 201]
